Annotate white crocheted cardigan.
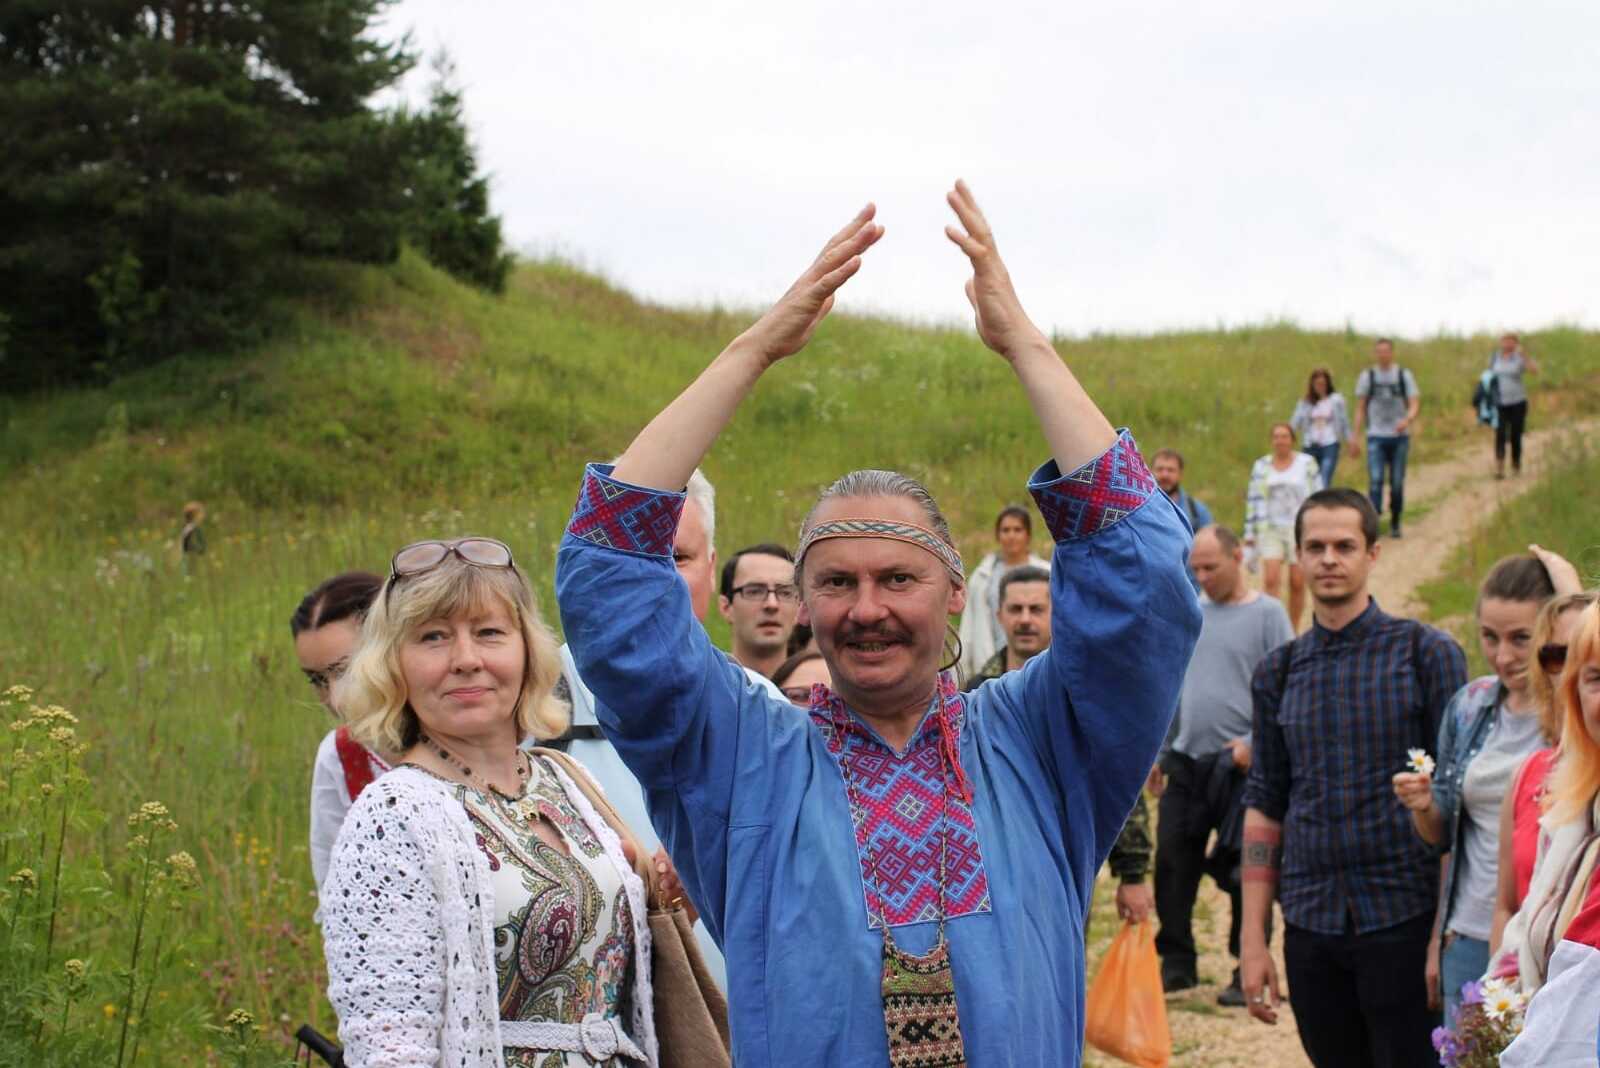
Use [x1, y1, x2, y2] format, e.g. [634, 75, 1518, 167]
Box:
[321, 762, 658, 1068]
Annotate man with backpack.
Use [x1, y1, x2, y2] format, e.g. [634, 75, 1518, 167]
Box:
[1152, 447, 1212, 592]
[1351, 338, 1420, 538]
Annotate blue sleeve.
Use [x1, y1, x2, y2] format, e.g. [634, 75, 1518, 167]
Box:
[1243, 645, 1292, 822]
[554, 464, 789, 943]
[975, 431, 1201, 876]
[1426, 682, 1470, 857]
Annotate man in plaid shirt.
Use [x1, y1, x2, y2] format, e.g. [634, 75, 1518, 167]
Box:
[1238, 487, 1467, 1068]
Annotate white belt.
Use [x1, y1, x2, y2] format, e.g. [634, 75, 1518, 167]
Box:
[500, 1012, 646, 1062]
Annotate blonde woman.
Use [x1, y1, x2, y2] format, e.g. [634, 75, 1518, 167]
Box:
[322, 537, 658, 1067]
[1242, 423, 1321, 630]
[1500, 599, 1600, 1064]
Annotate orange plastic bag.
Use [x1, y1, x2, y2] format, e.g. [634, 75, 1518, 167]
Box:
[1084, 919, 1171, 1068]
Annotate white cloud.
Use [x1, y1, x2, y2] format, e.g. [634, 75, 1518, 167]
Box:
[383, 0, 1600, 335]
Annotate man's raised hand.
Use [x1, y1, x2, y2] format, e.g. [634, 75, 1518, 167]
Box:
[738, 204, 884, 368]
[944, 180, 1045, 360]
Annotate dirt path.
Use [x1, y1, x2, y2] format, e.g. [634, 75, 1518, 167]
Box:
[1084, 417, 1600, 1068]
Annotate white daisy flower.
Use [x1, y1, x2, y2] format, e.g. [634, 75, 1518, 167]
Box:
[1406, 748, 1435, 775]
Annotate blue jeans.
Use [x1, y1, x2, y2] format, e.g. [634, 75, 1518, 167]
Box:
[1303, 443, 1340, 489]
[1441, 933, 1490, 1029]
[1366, 435, 1409, 524]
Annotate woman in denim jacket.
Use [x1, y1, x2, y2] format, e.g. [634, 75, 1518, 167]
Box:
[1392, 555, 1558, 1024]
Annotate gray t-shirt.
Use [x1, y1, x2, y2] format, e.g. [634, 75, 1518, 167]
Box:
[1449, 706, 1546, 941]
[1171, 594, 1295, 758]
[1491, 352, 1528, 406]
[1356, 365, 1421, 437]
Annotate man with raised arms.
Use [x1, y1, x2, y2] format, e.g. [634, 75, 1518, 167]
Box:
[556, 183, 1201, 1067]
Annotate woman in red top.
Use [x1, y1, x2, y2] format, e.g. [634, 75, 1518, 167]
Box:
[1490, 585, 1594, 958]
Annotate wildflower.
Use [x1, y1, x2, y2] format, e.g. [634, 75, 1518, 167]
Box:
[7, 867, 38, 893]
[225, 1008, 255, 1028]
[102, 1003, 117, 1019]
[40, 782, 54, 797]
[166, 851, 199, 888]
[3, 685, 33, 702]
[1459, 979, 1484, 1006]
[48, 725, 76, 744]
[64, 958, 87, 980]
[1406, 748, 1435, 775]
[1483, 982, 1521, 1021]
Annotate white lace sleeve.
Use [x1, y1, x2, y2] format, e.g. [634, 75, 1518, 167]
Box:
[322, 780, 447, 1068]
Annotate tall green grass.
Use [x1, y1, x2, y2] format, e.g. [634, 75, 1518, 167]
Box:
[1, 250, 1596, 1057]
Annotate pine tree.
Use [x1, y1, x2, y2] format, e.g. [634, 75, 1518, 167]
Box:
[0, 2, 509, 391]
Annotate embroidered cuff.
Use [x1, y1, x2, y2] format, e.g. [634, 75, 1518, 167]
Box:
[565, 463, 685, 559]
[1027, 429, 1156, 542]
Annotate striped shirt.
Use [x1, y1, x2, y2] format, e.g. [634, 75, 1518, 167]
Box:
[1243, 599, 1468, 935]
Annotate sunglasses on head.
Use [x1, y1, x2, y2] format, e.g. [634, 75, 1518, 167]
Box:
[1537, 643, 1568, 675]
[384, 537, 515, 607]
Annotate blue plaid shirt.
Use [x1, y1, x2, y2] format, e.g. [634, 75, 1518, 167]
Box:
[1243, 599, 1468, 935]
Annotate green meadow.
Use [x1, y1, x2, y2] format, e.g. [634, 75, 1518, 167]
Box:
[2, 251, 1597, 1062]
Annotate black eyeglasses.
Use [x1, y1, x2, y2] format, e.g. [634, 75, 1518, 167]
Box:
[385, 537, 515, 607]
[302, 656, 350, 693]
[1538, 643, 1568, 675]
[729, 582, 799, 604]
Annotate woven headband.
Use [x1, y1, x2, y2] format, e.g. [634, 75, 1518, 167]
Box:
[796, 518, 964, 583]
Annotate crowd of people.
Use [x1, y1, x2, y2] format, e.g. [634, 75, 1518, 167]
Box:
[281, 185, 1588, 1068]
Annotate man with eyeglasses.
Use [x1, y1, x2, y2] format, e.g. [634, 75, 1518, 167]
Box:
[718, 543, 800, 678]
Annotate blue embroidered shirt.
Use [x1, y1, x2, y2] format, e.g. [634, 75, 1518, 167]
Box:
[555, 430, 1201, 1067]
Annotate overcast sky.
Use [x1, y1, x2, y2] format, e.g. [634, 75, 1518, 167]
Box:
[382, 1, 1599, 336]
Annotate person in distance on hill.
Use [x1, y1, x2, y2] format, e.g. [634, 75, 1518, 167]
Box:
[962, 565, 1156, 924]
[322, 537, 670, 1067]
[179, 500, 207, 570]
[292, 570, 390, 896]
[1488, 331, 1539, 479]
[1290, 367, 1352, 489]
[1243, 422, 1321, 632]
[557, 468, 786, 990]
[556, 183, 1201, 1067]
[1352, 337, 1421, 538]
[717, 543, 800, 678]
[1150, 448, 1211, 593]
[956, 504, 1050, 678]
[1390, 554, 1558, 1026]
[1240, 488, 1467, 1068]
[1152, 525, 1293, 1006]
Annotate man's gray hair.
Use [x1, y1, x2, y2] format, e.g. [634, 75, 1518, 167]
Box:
[797, 469, 956, 575]
[686, 468, 715, 546]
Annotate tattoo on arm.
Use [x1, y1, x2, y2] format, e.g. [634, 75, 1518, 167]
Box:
[1241, 828, 1283, 883]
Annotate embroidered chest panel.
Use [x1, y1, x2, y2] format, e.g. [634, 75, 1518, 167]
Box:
[812, 682, 992, 929]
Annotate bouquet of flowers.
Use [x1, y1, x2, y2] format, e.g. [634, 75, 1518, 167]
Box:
[1432, 978, 1528, 1067]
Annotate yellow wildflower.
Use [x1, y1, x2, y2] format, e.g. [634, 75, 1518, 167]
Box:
[102, 1003, 117, 1019]
[64, 959, 87, 980]
[7, 868, 38, 893]
[225, 1008, 255, 1028]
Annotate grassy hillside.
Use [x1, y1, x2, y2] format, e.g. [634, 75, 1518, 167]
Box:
[2, 251, 1596, 1060]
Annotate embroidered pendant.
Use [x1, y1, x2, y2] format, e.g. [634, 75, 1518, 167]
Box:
[881, 930, 967, 1068]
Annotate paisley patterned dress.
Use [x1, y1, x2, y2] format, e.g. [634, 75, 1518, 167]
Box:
[432, 757, 638, 1067]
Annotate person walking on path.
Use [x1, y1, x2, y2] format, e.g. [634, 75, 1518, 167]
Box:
[556, 185, 1201, 1067]
[1489, 332, 1539, 479]
[1289, 368, 1351, 489]
[1243, 423, 1321, 632]
[957, 504, 1050, 678]
[1239, 487, 1468, 1068]
[1352, 338, 1421, 538]
[1153, 524, 1294, 1005]
[1390, 555, 1558, 1026]
[1151, 448, 1212, 594]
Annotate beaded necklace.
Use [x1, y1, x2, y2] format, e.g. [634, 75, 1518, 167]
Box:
[417, 732, 531, 818]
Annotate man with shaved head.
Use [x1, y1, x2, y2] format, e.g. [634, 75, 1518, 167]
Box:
[1151, 524, 1293, 1005]
[558, 185, 1200, 1067]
